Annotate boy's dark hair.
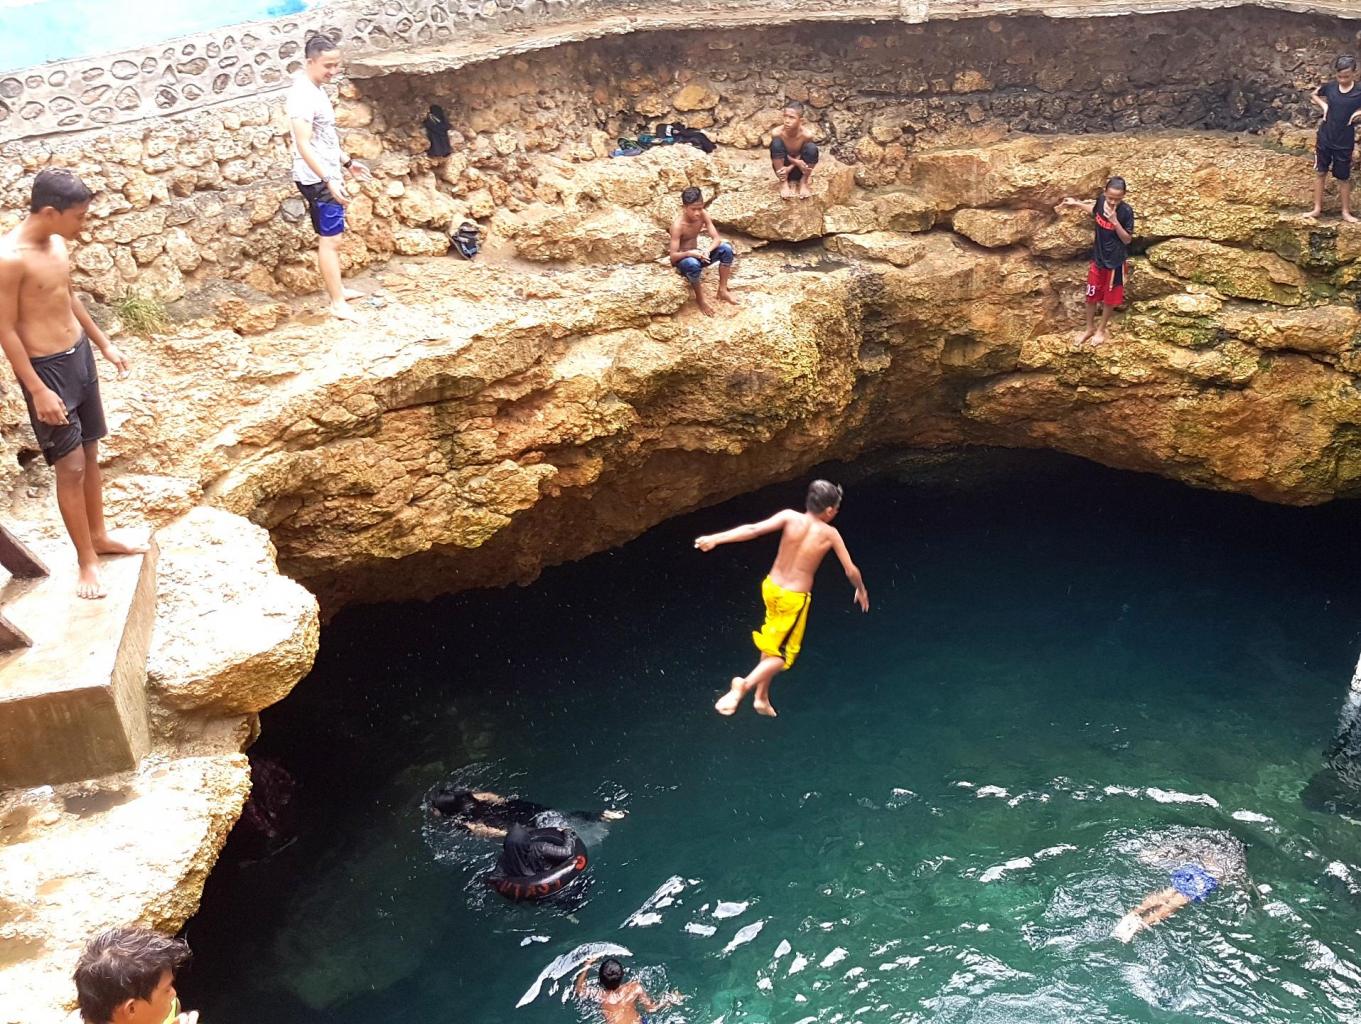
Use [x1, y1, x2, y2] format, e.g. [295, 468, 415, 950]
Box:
[74, 927, 190, 1024]
[680, 186, 703, 206]
[1106, 176, 1127, 193]
[304, 34, 339, 60]
[784, 99, 805, 115]
[806, 479, 843, 514]
[1337, 55, 1358, 72]
[599, 958, 625, 990]
[30, 168, 93, 213]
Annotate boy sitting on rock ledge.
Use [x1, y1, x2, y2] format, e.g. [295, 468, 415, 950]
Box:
[770, 100, 820, 199]
[669, 186, 738, 316]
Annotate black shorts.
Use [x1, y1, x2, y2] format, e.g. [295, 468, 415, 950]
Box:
[21, 333, 107, 465]
[770, 137, 820, 182]
[1316, 141, 1354, 181]
[295, 179, 346, 236]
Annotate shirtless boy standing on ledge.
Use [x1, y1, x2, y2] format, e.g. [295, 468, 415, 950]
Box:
[696, 480, 868, 718]
[0, 168, 145, 599]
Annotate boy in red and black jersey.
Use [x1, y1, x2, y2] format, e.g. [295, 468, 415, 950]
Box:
[1304, 55, 1361, 222]
[1057, 176, 1135, 346]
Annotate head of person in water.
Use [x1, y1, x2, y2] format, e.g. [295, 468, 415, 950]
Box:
[806, 479, 843, 522]
[598, 958, 625, 991]
[431, 785, 480, 817]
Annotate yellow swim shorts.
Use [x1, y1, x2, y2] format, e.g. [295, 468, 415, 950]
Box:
[752, 576, 811, 669]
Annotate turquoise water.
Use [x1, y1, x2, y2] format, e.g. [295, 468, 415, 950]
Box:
[0, 0, 311, 73]
[182, 452, 1361, 1024]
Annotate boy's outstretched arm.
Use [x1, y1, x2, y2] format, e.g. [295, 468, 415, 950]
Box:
[831, 531, 869, 611]
[695, 510, 791, 552]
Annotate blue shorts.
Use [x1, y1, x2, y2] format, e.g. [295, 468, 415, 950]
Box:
[675, 242, 735, 284]
[1170, 864, 1219, 903]
[296, 180, 346, 237]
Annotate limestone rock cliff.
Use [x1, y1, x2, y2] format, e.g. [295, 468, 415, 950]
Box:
[21, 133, 1346, 611]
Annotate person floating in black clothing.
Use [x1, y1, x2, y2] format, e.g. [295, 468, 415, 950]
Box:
[428, 784, 625, 839]
[497, 821, 577, 879]
[1304, 56, 1361, 222]
[424, 104, 452, 158]
[1056, 176, 1135, 347]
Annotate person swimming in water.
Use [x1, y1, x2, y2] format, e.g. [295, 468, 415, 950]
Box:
[1112, 829, 1245, 942]
[696, 479, 869, 718]
[427, 785, 625, 839]
[574, 957, 683, 1024]
[495, 821, 579, 879]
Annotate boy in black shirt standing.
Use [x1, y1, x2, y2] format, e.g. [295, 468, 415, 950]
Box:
[1304, 55, 1361, 223]
[1056, 176, 1135, 346]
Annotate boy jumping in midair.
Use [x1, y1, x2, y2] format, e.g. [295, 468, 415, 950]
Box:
[696, 480, 868, 718]
[1303, 55, 1361, 222]
[1056, 176, 1135, 346]
[669, 187, 738, 316]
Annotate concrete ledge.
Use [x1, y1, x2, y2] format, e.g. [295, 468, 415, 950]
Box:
[0, 536, 158, 788]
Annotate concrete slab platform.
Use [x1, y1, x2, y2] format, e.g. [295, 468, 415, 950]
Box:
[0, 535, 158, 788]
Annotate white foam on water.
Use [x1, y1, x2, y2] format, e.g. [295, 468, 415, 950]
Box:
[684, 923, 717, 937]
[1232, 810, 1273, 823]
[773, 939, 792, 961]
[976, 785, 1009, 799]
[1035, 844, 1077, 860]
[516, 942, 632, 1008]
[794, 994, 808, 1003]
[1146, 787, 1220, 807]
[622, 876, 687, 927]
[820, 947, 848, 969]
[979, 856, 1034, 883]
[714, 900, 749, 919]
[757, 977, 773, 992]
[953, 781, 975, 788]
[788, 954, 809, 975]
[519, 935, 550, 946]
[844, 966, 865, 979]
[722, 919, 765, 955]
[1102, 785, 1141, 797]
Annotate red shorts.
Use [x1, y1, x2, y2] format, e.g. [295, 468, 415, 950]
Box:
[1085, 262, 1126, 307]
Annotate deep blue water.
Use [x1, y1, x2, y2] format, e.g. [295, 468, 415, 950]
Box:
[182, 451, 1361, 1024]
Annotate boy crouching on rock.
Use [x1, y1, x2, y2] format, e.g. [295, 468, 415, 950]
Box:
[669, 186, 738, 317]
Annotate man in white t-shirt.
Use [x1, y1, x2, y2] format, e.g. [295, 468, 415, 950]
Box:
[287, 34, 369, 321]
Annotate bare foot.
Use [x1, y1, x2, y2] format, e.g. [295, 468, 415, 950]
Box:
[330, 301, 358, 322]
[342, 287, 365, 300]
[752, 697, 778, 718]
[696, 297, 716, 317]
[92, 534, 149, 556]
[780, 182, 795, 199]
[718, 288, 740, 306]
[1092, 328, 1109, 345]
[1300, 208, 1322, 220]
[715, 677, 746, 716]
[797, 185, 813, 199]
[76, 563, 107, 600]
[1077, 327, 1096, 346]
[1344, 211, 1360, 224]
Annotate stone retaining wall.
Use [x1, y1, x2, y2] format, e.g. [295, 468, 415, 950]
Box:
[4, 1, 1359, 143]
[0, 8, 1355, 308]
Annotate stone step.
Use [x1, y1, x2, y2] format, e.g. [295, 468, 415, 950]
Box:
[0, 534, 158, 789]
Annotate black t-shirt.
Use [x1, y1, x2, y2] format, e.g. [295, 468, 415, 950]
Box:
[1316, 81, 1361, 151]
[1092, 198, 1135, 270]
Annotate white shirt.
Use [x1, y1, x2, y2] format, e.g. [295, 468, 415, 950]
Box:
[285, 73, 343, 185]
